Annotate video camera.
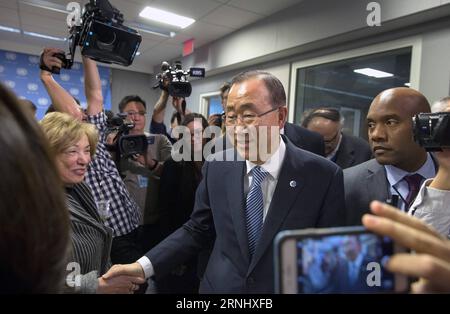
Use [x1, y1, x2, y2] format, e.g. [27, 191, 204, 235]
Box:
[44, 0, 141, 74]
[106, 113, 148, 158]
[153, 61, 205, 98]
[413, 112, 450, 151]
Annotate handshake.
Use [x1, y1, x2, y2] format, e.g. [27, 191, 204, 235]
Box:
[99, 263, 146, 294]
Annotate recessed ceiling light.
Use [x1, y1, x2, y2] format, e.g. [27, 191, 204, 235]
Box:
[0, 25, 21, 33]
[354, 68, 394, 78]
[24, 31, 66, 41]
[404, 82, 411, 87]
[139, 7, 195, 29]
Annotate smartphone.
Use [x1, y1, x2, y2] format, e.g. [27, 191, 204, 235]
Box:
[274, 226, 409, 294]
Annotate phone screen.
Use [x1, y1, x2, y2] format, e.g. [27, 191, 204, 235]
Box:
[277, 228, 408, 293]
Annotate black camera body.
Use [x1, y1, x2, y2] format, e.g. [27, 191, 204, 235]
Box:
[154, 61, 205, 98]
[47, 0, 141, 75]
[413, 112, 450, 151]
[106, 113, 148, 158]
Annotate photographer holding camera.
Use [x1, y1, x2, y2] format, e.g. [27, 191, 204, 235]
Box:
[150, 61, 205, 143]
[114, 95, 172, 253]
[409, 97, 450, 237]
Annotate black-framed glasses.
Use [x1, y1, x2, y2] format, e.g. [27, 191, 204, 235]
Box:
[126, 110, 146, 117]
[225, 106, 280, 125]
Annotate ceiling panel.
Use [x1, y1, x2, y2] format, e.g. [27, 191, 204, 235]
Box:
[200, 4, 263, 29]
[149, 0, 223, 20]
[0, 7, 20, 26]
[228, 0, 304, 16]
[0, 0, 18, 10]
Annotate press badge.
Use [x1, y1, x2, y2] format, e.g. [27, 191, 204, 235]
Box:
[137, 175, 148, 188]
[147, 136, 155, 145]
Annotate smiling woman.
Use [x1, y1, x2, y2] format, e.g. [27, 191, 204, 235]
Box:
[39, 112, 144, 293]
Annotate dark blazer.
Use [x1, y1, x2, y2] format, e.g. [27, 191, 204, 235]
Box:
[344, 157, 438, 226]
[284, 122, 325, 156]
[334, 133, 372, 169]
[146, 138, 346, 293]
[343, 159, 390, 226]
[65, 182, 113, 293]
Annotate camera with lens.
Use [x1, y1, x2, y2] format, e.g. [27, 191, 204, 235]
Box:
[106, 113, 148, 158]
[153, 61, 205, 98]
[413, 112, 450, 151]
[45, 0, 141, 74]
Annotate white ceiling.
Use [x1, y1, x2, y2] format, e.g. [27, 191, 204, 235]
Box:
[0, 0, 304, 73]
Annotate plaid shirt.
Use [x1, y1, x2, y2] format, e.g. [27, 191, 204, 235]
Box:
[85, 112, 141, 237]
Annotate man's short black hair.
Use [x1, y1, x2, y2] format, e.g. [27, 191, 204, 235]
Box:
[118, 95, 146, 112]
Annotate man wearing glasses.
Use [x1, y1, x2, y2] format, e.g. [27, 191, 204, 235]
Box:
[117, 95, 172, 256]
[103, 71, 346, 293]
[301, 108, 372, 169]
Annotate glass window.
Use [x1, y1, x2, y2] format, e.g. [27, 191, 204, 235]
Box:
[294, 47, 412, 138]
[207, 95, 223, 116]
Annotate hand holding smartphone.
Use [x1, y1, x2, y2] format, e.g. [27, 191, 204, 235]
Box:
[274, 226, 409, 294]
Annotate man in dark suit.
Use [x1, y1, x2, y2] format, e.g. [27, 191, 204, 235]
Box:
[103, 70, 346, 293]
[344, 88, 437, 226]
[302, 107, 372, 169]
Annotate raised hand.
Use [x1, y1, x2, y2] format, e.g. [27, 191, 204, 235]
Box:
[363, 200, 450, 293]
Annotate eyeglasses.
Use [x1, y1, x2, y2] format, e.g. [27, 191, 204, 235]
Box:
[225, 106, 280, 125]
[126, 111, 146, 117]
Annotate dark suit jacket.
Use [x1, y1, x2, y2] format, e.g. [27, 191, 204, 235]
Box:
[335, 133, 372, 169]
[343, 159, 390, 226]
[146, 138, 346, 293]
[284, 122, 325, 156]
[344, 157, 438, 226]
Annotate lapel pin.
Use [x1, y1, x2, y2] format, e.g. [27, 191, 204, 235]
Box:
[290, 180, 297, 188]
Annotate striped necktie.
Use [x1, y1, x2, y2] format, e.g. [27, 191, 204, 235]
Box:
[245, 166, 268, 257]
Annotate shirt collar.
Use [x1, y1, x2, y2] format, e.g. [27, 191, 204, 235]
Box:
[326, 132, 342, 160]
[246, 137, 286, 181]
[385, 153, 436, 187]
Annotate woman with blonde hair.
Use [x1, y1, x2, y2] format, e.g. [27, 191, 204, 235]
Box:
[40, 112, 144, 293]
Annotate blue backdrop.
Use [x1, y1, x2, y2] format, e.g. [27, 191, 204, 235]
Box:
[0, 49, 111, 120]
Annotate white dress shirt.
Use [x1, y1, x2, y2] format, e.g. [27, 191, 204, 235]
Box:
[244, 138, 286, 221]
[138, 138, 287, 279]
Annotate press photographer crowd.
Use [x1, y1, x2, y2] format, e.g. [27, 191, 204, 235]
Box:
[1, 0, 450, 295]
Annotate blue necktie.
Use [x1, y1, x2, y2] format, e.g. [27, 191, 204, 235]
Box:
[245, 166, 268, 257]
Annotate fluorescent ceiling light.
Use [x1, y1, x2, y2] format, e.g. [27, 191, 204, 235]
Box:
[127, 21, 176, 38]
[139, 7, 195, 29]
[0, 25, 21, 33]
[24, 31, 66, 41]
[354, 68, 394, 78]
[404, 82, 411, 87]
